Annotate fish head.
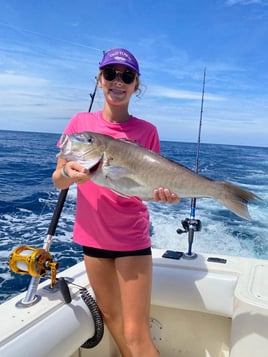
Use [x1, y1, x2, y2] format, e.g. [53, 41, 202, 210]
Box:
[57, 132, 106, 170]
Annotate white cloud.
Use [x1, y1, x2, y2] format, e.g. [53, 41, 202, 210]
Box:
[0, 71, 91, 133]
[0, 72, 48, 88]
[147, 85, 226, 101]
[225, 0, 266, 5]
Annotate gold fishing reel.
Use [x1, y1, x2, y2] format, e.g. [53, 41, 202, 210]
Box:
[9, 245, 59, 288]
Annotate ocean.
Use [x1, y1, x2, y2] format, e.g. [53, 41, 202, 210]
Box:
[0, 130, 267, 304]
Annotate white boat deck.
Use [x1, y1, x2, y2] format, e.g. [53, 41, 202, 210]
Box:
[1, 249, 268, 356]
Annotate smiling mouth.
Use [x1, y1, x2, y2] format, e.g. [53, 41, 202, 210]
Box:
[110, 89, 125, 94]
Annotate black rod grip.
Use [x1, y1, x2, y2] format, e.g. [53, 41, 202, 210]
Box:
[47, 189, 69, 236]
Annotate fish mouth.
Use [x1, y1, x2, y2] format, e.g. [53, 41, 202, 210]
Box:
[88, 155, 103, 174]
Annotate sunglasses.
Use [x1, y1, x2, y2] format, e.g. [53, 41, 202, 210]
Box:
[102, 67, 136, 84]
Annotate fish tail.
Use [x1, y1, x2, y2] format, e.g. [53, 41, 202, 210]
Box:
[215, 182, 260, 220]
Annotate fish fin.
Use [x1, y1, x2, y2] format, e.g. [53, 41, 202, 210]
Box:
[216, 182, 261, 220]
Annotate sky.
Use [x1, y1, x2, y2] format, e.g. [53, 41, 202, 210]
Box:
[0, 0, 267, 147]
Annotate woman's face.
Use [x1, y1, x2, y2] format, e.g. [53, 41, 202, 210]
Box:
[99, 65, 138, 107]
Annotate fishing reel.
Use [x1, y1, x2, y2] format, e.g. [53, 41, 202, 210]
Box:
[176, 218, 202, 235]
[9, 245, 59, 288]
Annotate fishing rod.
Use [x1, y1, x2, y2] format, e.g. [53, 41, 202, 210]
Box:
[176, 68, 206, 259]
[10, 76, 99, 307]
[88, 76, 98, 112]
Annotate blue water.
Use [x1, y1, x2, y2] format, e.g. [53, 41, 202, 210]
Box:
[0, 130, 267, 304]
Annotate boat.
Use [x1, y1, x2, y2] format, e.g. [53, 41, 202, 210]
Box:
[1, 245, 268, 357]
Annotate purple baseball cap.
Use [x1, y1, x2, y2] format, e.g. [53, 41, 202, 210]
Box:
[99, 48, 140, 75]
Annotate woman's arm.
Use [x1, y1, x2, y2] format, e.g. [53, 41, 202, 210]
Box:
[52, 157, 90, 190]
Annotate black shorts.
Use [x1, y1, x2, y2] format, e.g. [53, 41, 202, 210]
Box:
[82, 246, 152, 259]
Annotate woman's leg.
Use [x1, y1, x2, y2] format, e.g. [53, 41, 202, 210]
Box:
[83, 255, 132, 357]
[115, 255, 159, 357]
[84, 254, 158, 357]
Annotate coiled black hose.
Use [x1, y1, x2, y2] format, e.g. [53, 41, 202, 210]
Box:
[58, 277, 104, 348]
[80, 288, 104, 348]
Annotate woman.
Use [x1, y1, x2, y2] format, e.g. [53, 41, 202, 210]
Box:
[52, 48, 179, 357]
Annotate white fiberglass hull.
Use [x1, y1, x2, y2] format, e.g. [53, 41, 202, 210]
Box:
[0, 248, 268, 357]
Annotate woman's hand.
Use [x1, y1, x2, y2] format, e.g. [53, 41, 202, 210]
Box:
[52, 158, 91, 190]
[62, 161, 91, 184]
[153, 188, 180, 204]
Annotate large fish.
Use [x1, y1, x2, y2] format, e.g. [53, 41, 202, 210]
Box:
[58, 131, 260, 220]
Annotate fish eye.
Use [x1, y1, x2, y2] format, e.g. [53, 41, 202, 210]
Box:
[87, 137, 94, 143]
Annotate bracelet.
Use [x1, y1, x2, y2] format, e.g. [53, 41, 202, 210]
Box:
[61, 165, 70, 178]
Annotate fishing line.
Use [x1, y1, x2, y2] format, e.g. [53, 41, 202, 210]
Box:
[47, 76, 99, 236]
[38, 191, 59, 216]
[0, 21, 104, 53]
[18, 75, 99, 306]
[188, 67, 206, 220]
[163, 68, 206, 260]
[181, 67, 206, 259]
